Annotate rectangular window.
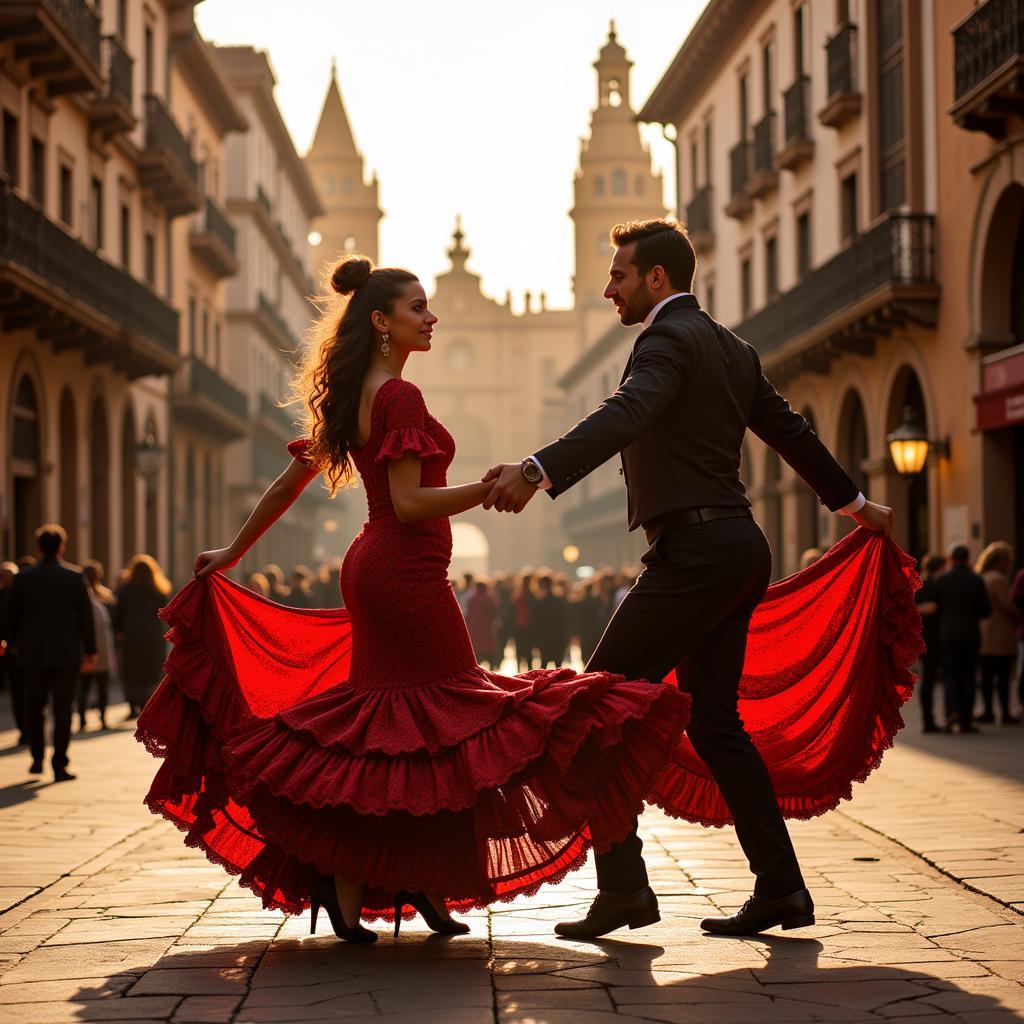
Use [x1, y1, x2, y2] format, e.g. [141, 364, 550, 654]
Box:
[739, 72, 749, 138]
[740, 257, 752, 317]
[689, 138, 698, 195]
[762, 41, 774, 113]
[144, 230, 156, 285]
[120, 202, 131, 268]
[144, 26, 154, 95]
[794, 4, 806, 76]
[765, 236, 779, 300]
[59, 164, 73, 226]
[201, 307, 209, 357]
[841, 172, 858, 242]
[877, 0, 906, 212]
[703, 120, 712, 184]
[188, 296, 196, 354]
[837, 0, 850, 24]
[90, 175, 103, 249]
[214, 320, 222, 367]
[117, 0, 128, 38]
[796, 211, 811, 280]
[2, 110, 20, 187]
[29, 138, 44, 204]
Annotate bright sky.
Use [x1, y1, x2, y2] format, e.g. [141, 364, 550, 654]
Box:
[195, 0, 707, 310]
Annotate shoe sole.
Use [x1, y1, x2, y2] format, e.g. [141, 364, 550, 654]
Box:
[781, 914, 816, 930]
[628, 911, 661, 929]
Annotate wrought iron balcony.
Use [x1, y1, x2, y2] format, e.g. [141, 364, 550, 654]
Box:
[819, 23, 861, 128]
[0, 0, 103, 96]
[256, 184, 272, 216]
[0, 185, 180, 378]
[733, 213, 939, 383]
[172, 355, 248, 440]
[190, 196, 238, 278]
[88, 34, 134, 139]
[725, 139, 753, 219]
[951, 0, 1024, 137]
[257, 291, 294, 349]
[139, 94, 201, 217]
[748, 112, 779, 198]
[780, 76, 814, 170]
[258, 390, 295, 441]
[685, 185, 714, 252]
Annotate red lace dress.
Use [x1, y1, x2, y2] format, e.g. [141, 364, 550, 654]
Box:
[137, 378, 923, 921]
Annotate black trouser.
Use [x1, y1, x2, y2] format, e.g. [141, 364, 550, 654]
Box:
[77, 670, 109, 721]
[25, 666, 78, 770]
[0, 653, 26, 740]
[979, 654, 1015, 720]
[942, 641, 980, 727]
[919, 648, 942, 727]
[585, 515, 804, 900]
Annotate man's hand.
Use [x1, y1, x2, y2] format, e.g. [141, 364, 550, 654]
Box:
[81, 653, 98, 674]
[851, 499, 893, 535]
[482, 464, 538, 513]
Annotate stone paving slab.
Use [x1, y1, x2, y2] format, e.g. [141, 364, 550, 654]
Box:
[0, 708, 1021, 1023]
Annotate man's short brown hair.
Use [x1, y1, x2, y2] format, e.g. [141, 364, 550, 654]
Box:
[34, 523, 67, 556]
[610, 219, 697, 292]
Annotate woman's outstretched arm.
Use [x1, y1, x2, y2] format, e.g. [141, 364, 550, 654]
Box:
[194, 459, 320, 578]
[388, 455, 492, 524]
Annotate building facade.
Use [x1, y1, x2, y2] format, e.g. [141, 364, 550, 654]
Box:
[632, 0, 1021, 576]
[0, 0, 193, 574]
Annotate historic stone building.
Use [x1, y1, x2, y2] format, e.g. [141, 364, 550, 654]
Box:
[0, 0, 193, 572]
[623, 0, 1022, 577]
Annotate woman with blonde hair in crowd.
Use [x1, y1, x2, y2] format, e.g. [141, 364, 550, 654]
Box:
[113, 555, 172, 719]
[975, 541, 1021, 725]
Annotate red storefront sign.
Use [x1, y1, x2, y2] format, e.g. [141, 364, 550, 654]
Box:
[976, 346, 1024, 431]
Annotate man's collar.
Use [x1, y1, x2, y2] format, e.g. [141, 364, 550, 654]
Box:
[642, 292, 696, 329]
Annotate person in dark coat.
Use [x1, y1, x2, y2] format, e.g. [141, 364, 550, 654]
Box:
[915, 553, 947, 732]
[935, 544, 992, 733]
[1, 525, 96, 780]
[113, 555, 171, 719]
[533, 574, 569, 667]
[0, 561, 26, 746]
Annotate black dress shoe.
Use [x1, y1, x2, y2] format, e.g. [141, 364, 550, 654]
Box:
[554, 886, 660, 939]
[28, 760, 42, 775]
[701, 889, 814, 935]
[52, 769, 76, 783]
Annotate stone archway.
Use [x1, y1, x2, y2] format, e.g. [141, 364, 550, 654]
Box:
[121, 403, 138, 566]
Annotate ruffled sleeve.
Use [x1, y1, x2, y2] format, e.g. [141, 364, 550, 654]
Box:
[287, 438, 315, 466]
[375, 381, 444, 463]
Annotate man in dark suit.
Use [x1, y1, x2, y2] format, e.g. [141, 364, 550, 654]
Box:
[2, 524, 97, 781]
[935, 544, 992, 734]
[483, 219, 892, 937]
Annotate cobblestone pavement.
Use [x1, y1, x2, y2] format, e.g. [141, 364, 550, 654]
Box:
[0, 702, 1021, 1024]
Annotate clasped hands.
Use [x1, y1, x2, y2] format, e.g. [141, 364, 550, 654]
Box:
[481, 464, 538, 514]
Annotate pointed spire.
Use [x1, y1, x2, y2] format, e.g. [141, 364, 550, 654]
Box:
[308, 59, 360, 160]
[448, 214, 469, 272]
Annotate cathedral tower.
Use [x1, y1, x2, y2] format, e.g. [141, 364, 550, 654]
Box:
[571, 24, 666, 345]
[305, 60, 382, 278]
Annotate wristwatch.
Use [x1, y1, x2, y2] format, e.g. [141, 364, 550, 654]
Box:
[520, 458, 544, 486]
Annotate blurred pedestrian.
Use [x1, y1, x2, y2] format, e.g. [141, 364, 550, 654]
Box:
[466, 578, 500, 668]
[572, 578, 605, 665]
[533, 574, 569, 667]
[1012, 565, 1024, 707]
[0, 561, 26, 745]
[315, 560, 343, 608]
[261, 564, 292, 603]
[492, 573, 515, 669]
[456, 572, 475, 617]
[244, 572, 271, 598]
[1, 525, 96, 781]
[935, 544, 992, 733]
[512, 571, 537, 671]
[77, 561, 117, 732]
[283, 565, 317, 608]
[975, 542, 1021, 725]
[799, 548, 823, 570]
[915, 553, 946, 733]
[613, 566, 638, 609]
[113, 555, 172, 719]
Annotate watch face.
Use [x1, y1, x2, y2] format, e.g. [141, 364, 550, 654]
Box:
[522, 461, 542, 483]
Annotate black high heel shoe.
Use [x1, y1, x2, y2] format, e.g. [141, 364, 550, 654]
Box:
[310, 876, 377, 943]
[393, 889, 470, 937]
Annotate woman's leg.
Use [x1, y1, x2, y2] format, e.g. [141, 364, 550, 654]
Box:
[97, 671, 109, 727]
[333, 878, 365, 927]
[978, 656, 996, 722]
[995, 656, 1017, 722]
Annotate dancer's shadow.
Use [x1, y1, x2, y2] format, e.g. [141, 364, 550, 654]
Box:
[60, 930, 1019, 1021]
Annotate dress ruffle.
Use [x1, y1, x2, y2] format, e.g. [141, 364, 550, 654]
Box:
[286, 438, 314, 466]
[375, 427, 445, 463]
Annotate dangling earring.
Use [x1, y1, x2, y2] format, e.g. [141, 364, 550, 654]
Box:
[380, 332, 390, 358]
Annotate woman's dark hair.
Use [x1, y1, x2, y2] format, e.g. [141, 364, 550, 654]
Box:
[610, 219, 696, 292]
[292, 255, 418, 495]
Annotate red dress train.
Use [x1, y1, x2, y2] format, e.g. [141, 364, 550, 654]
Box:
[136, 377, 922, 921]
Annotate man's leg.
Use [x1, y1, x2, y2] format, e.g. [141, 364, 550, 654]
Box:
[24, 669, 47, 768]
[50, 668, 77, 772]
[920, 652, 938, 728]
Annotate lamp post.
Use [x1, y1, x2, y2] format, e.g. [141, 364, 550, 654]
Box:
[886, 406, 949, 477]
[135, 431, 163, 480]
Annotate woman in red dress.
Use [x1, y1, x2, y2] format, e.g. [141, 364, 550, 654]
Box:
[137, 256, 922, 944]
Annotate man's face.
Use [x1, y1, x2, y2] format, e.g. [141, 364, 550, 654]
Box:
[604, 243, 653, 326]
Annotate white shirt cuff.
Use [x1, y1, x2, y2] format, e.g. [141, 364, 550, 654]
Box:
[525, 456, 552, 490]
[839, 492, 866, 515]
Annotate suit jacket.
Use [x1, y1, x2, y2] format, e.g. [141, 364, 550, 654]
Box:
[935, 563, 993, 646]
[2, 557, 97, 670]
[534, 295, 859, 531]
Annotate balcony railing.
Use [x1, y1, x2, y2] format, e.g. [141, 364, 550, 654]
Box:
[190, 196, 238, 278]
[820, 23, 861, 128]
[257, 291, 293, 347]
[748, 112, 779, 198]
[259, 390, 295, 438]
[726, 139, 753, 218]
[685, 184, 714, 250]
[140, 94, 201, 216]
[0, 0, 103, 95]
[781, 77, 814, 170]
[89, 34, 134, 137]
[951, 0, 1024, 136]
[0, 185, 179, 375]
[172, 355, 247, 439]
[733, 213, 937, 360]
[256, 184, 272, 216]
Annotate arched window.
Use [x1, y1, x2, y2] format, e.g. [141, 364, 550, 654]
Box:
[143, 416, 159, 557]
[595, 176, 605, 197]
[90, 396, 110, 570]
[611, 169, 627, 195]
[121, 404, 137, 564]
[11, 375, 42, 560]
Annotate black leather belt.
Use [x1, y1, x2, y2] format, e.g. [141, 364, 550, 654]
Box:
[645, 506, 752, 544]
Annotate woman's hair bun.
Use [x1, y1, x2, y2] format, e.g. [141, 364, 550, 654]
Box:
[331, 256, 373, 296]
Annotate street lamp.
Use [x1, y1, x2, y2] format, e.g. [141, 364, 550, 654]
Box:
[886, 406, 948, 477]
[562, 544, 580, 564]
[135, 432, 163, 479]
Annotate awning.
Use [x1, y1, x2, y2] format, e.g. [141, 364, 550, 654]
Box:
[976, 345, 1024, 431]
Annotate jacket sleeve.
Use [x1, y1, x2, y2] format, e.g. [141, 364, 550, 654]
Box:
[532, 330, 689, 498]
[977, 577, 994, 621]
[746, 348, 860, 512]
[76, 577, 97, 656]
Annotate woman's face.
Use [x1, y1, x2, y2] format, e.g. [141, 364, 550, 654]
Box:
[377, 281, 437, 354]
